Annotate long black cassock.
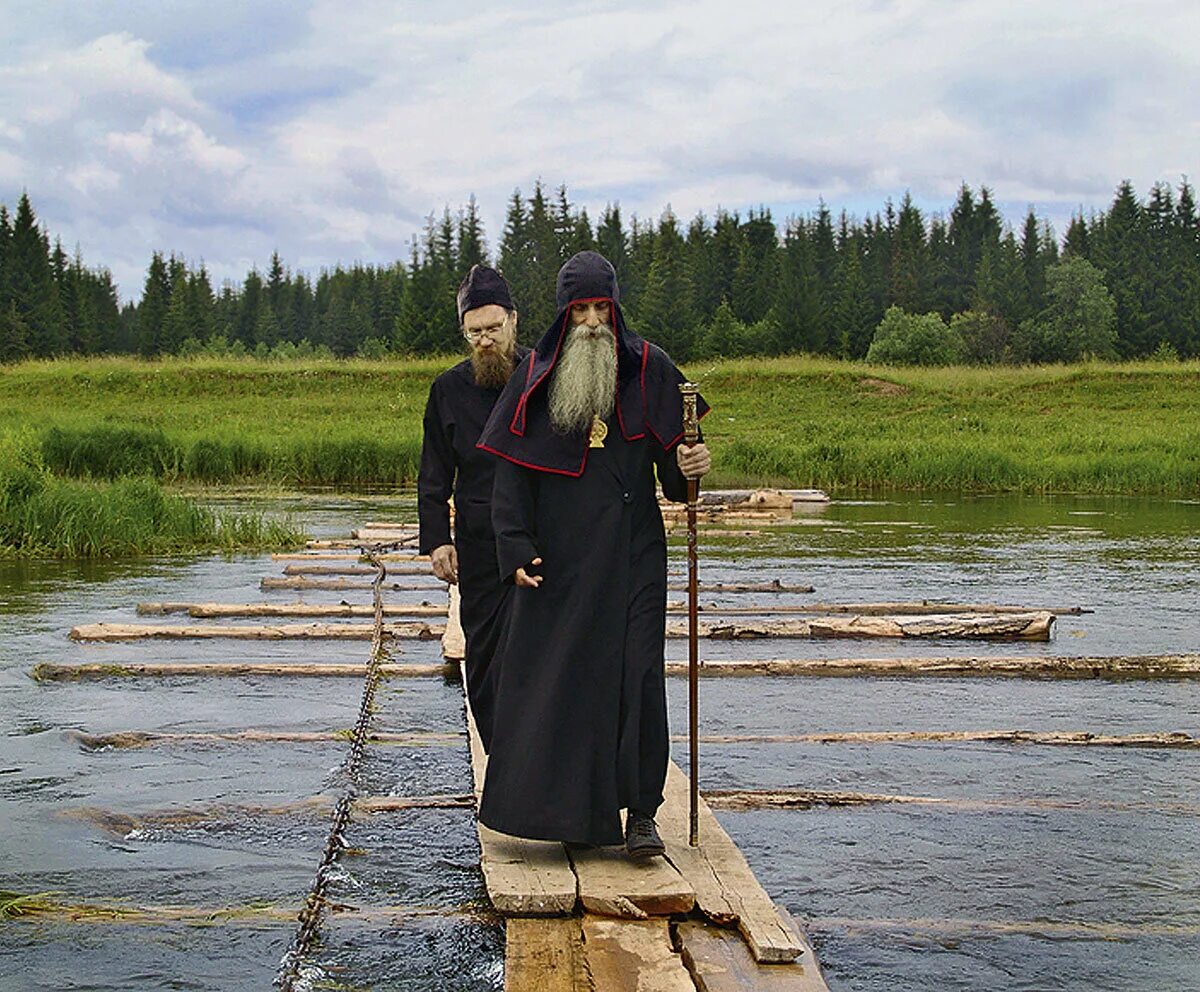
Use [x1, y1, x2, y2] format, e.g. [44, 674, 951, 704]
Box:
[474, 250, 708, 846]
[417, 348, 529, 752]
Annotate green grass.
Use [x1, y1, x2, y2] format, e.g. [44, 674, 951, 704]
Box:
[0, 431, 306, 558]
[2, 354, 1199, 494]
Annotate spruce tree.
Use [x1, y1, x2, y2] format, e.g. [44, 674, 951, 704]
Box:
[137, 252, 171, 356]
[0, 302, 30, 362]
[525, 182, 560, 334]
[637, 209, 695, 358]
[730, 208, 779, 327]
[9, 193, 67, 356]
[457, 195, 487, 271]
[596, 204, 629, 296]
[831, 240, 875, 358]
[773, 218, 821, 353]
[888, 193, 929, 312]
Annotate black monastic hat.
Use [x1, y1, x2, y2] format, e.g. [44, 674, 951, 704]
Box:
[456, 265, 515, 322]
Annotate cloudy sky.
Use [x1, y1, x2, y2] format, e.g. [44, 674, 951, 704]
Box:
[1, 0, 1196, 299]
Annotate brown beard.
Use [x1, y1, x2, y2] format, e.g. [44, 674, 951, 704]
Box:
[471, 345, 516, 389]
[548, 324, 617, 433]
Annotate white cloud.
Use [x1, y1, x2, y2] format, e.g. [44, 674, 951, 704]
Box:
[0, 1, 1197, 299]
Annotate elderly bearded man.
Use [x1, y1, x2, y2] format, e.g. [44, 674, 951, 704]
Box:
[418, 265, 530, 752]
[477, 250, 710, 859]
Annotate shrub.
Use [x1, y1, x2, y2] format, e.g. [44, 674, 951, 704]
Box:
[950, 310, 1012, 365]
[866, 307, 966, 366]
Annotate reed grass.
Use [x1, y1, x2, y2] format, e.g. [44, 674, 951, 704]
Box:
[2, 354, 1199, 494]
[0, 431, 306, 558]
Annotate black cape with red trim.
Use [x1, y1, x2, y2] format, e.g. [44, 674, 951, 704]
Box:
[476, 251, 708, 475]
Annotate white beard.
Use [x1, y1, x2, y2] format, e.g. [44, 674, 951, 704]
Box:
[548, 324, 617, 434]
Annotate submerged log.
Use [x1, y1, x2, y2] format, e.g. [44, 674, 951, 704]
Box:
[283, 563, 434, 575]
[674, 729, 1200, 749]
[68, 728, 463, 749]
[665, 655, 1200, 679]
[667, 581, 815, 594]
[135, 602, 447, 619]
[272, 552, 426, 561]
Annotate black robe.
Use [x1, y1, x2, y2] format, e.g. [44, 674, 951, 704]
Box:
[478, 420, 691, 845]
[417, 350, 529, 752]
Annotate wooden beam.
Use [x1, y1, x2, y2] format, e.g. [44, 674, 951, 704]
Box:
[676, 921, 829, 992]
[504, 917, 590, 992]
[581, 917, 695, 991]
[658, 763, 806, 963]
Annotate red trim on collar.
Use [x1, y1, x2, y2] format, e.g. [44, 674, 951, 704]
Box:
[476, 440, 588, 477]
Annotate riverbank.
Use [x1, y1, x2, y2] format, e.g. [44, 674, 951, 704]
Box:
[2, 355, 1198, 494]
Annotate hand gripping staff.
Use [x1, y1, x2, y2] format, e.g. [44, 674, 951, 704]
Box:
[679, 382, 702, 847]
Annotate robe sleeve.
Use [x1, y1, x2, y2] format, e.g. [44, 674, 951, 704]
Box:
[418, 379, 455, 555]
[492, 457, 540, 583]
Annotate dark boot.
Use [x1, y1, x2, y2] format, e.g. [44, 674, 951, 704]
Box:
[624, 810, 665, 860]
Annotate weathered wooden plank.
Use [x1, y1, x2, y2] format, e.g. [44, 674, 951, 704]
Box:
[67, 621, 443, 641]
[462, 657, 577, 916]
[30, 662, 449, 680]
[568, 843, 695, 918]
[136, 602, 448, 618]
[677, 921, 828, 992]
[581, 917, 694, 991]
[504, 916, 589, 992]
[658, 763, 804, 963]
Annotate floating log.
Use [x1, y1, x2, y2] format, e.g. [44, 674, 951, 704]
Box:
[657, 763, 810, 964]
[35, 655, 1200, 682]
[261, 577, 443, 591]
[352, 528, 419, 541]
[272, 552, 426, 561]
[701, 788, 1200, 815]
[667, 581, 815, 594]
[31, 662, 451, 681]
[135, 602, 448, 619]
[805, 611, 1054, 641]
[305, 536, 419, 550]
[677, 921, 829, 991]
[661, 654, 1200, 679]
[62, 793, 476, 833]
[283, 562, 434, 575]
[805, 915, 1200, 940]
[64, 727, 1200, 751]
[672, 730, 1200, 749]
[67, 621, 443, 642]
[68, 729, 464, 750]
[667, 601, 1089, 617]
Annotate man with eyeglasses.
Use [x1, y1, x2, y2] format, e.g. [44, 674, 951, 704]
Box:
[418, 264, 529, 752]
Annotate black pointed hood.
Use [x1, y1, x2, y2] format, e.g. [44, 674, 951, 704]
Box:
[477, 251, 709, 476]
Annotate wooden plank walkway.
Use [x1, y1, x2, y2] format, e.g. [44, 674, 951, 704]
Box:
[446, 592, 830, 990]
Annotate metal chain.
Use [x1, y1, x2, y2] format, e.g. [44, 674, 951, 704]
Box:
[275, 542, 403, 990]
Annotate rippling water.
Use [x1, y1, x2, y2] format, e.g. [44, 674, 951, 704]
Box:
[2, 492, 1197, 991]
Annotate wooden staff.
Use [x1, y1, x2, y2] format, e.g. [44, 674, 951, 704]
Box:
[679, 381, 701, 846]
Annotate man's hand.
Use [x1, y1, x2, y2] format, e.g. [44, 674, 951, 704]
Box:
[430, 544, 458, 584]
[676, 442, 711, 480]
[514, 557, 543, 588]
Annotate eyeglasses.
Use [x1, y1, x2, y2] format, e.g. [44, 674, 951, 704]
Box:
[463, 316, 511, 342]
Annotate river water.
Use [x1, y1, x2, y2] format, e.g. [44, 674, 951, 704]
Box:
[1, 493, 1197, 991]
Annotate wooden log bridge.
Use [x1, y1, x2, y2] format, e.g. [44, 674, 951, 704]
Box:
[449, 605, 829, 990]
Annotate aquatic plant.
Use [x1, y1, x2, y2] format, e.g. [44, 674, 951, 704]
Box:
[0, 431, 306, 558]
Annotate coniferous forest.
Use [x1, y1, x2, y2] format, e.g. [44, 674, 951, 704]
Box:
[2, 178, 1198, 365]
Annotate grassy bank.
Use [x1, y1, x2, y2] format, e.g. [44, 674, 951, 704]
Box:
[2, 355, 1199, 494]
[0, 432, 306, 558]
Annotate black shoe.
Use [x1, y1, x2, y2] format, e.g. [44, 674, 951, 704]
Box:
[624, 811, 665, 860]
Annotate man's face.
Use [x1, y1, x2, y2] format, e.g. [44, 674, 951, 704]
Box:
[463, 304, 516, 357]
[569, 300, 612, 339]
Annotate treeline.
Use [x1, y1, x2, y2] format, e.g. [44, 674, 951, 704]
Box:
[2, 179, 1198, 364]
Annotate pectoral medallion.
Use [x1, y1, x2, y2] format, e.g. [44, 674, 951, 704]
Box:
[588, 415, 608, 448]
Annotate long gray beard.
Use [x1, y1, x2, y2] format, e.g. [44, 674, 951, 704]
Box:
[548, 324, 617, 434]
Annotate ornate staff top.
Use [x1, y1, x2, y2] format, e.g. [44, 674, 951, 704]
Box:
[679, 382, 700, 446]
